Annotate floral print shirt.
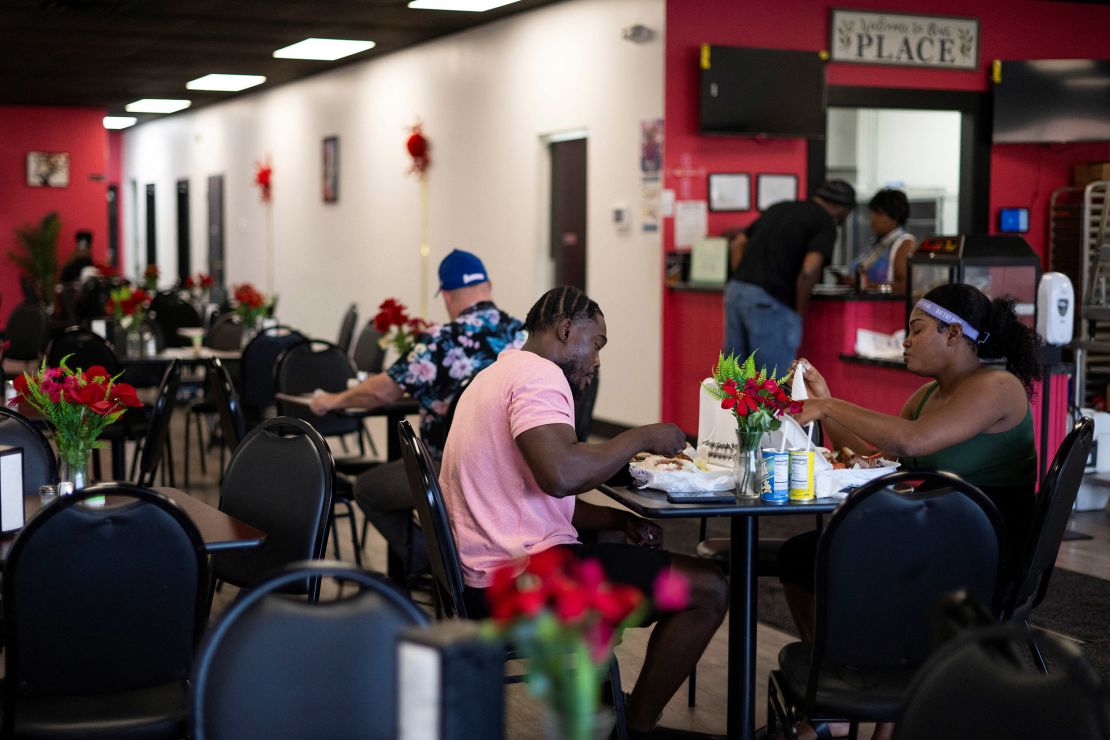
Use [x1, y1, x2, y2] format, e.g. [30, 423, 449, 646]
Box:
[387, 301, 525, 456]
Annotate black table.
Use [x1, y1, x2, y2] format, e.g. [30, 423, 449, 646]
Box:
[275, 392, 420, 461]
[599, 485, 840, 740]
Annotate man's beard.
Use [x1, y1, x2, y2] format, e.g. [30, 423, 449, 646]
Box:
[556, 359, 589, 401]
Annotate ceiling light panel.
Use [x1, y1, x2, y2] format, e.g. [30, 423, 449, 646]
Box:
[103, 116, 137, 130]
[186, 74, 267, 92]
[125, 99, 192, 114]
[408, 0, 521, 10]
[272, 38, 375, 61]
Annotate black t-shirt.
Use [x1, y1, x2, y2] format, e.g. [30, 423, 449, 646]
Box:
[730, 200, 837, 310]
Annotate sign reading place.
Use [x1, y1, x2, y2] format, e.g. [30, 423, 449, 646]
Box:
[830, 10, 978, 71]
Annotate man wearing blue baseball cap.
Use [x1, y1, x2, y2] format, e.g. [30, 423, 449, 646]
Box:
[312, 249, 525, 579]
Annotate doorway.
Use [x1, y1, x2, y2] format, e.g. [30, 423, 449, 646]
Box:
[144, 183, 156, 267]
[176, 179, 191, 283]
[549, 137, 587, 292]
[107, 184, 119, 267]
[206, 175, 225, 302]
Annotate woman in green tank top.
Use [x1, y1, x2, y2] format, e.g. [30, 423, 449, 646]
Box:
[779, 283, 1043, 740]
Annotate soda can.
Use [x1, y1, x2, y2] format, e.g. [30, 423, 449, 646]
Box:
[788, 449, 815, 501]
[760, 449, 789, 502]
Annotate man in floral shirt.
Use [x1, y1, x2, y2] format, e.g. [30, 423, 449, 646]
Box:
[311, 249, 525, 577]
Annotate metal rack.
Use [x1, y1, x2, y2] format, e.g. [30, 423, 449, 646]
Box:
[1052, 181, 1110, 407]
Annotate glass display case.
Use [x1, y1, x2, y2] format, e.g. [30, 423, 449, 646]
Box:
[906, 235, 1042, 327]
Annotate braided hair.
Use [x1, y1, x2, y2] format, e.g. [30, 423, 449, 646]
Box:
[525, 286, 603, 333]
[923, 283, 1043, 397]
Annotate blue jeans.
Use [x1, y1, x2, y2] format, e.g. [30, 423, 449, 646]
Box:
[723, 281, 802, 377]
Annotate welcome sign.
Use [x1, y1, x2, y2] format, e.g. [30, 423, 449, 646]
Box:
[830, 10, 979, 71]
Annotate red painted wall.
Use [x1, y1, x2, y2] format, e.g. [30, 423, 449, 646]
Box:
[1, 106, 108, 326]
[663, 0, 1110, 435]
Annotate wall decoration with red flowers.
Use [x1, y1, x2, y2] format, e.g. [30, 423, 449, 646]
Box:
[254, 159, 272, 202]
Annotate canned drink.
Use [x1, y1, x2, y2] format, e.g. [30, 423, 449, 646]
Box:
[788, 449, 815, 501]
[760, 449, 789, 502]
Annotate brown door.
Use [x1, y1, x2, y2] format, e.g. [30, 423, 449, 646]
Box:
[550, 137, 587, 291]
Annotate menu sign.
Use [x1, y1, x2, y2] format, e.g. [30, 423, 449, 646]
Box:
[830, 10, 979, 71]
[917, 236, 964, 256]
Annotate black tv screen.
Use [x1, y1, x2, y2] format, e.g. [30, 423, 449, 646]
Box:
[993, 60, 1110, 143]
[699, 45, 826, 138]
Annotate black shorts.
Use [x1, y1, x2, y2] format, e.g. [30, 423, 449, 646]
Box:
[463, 542, 673, 623]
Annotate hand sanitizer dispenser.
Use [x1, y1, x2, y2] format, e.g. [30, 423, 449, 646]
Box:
[1037, 272, 1074, 346]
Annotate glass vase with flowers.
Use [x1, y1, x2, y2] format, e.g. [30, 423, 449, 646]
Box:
[483, 547, 689, 740]
[9, 356, 143, 499]
[233, 283, 272, 345]
[106, 285, 152, 358]
[372, 298, 429, 360]
[706, 352, 802, 498]
[143, 264, 160, 291]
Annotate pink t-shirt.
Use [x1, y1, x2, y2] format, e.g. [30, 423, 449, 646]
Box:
[439, 349, 579, 588]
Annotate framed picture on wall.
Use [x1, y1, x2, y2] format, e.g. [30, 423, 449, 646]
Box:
[322, 136, 339, 203]
[707, 173, 750, 212]
[26, 151, 70, 188]
[756, 173, 797, 211]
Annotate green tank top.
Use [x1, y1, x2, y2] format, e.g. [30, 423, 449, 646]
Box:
[901, 382, 1037, 488]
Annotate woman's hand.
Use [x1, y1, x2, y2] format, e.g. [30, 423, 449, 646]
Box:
[791, 397, 829, 426]
[793, 358, 831, 399]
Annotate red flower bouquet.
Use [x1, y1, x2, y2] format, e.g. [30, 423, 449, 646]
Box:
[484, 547, 689, 740]
[105, 285, 152, 329]
[10, 356, 143, 491]
[233, 283, 271, 329]
[372, 298, 429, 357]
[143, 264, 160, 291]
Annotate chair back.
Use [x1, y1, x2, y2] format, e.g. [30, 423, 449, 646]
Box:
[207, 357, 247, 452]
[1006, 416, 1095, 623]
[336, 303, 358, 354]
[4, 301, 49, 360]
[274, 338, 361, 437]
[47, 327, 121, 377]
[150, 290, 202, 348]
[351, 320, 386, 374]
[812, 470, 1004, 692]
[3, 485, 208, 704]
[893, 623, 1110, 740]
[136, 360, 182, 486]
[76, 276, 113, 321]
[204, 312, 243, 350]
[240, 325, 305, 413]
[0, 407, 58, 495]
[191, 560, 428, 740]
[399, 419, 468, 618]
[213, 417, 334, 598]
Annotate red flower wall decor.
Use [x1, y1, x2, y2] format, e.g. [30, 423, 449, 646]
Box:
[406, 123, 430, 176]
[254, 160, 272, 202]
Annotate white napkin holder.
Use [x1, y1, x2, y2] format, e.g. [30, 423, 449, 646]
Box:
[0, 445, 25, 533]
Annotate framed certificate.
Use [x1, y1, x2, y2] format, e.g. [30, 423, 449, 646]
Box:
[708, 173, 750, 212]
[689, 237, 729, 285]
[757, 173, 798, 211]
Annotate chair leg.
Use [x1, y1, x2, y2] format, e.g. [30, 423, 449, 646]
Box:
[184, 412, 192, 489]
[687, 664, 697, 707]
[196, 413, 208, 473]
[331, 517, 342, 560]
[129, 437, 145, 482]
[1027, 620, 1049, 673]
[92, 447, 103, 482]
[608, 658, 628, 740]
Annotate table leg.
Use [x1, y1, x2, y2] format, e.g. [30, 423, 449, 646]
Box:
[111, 437, 127, 481]
[727, 515, 758, 740]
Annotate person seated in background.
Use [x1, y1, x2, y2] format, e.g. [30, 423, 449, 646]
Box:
[850, 189, 916, 294]
[310, 249, 525, 578]
[441, 285, 728, 740]
[59, 230, 95, 284]
[779, 282, 1042, 740]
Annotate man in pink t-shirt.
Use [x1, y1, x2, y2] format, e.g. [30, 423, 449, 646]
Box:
[440, 286, 728, 740]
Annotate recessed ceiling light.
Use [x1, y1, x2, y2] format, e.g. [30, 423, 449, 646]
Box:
[272, 38, 375, 61]
[408, 0, 521, 10]
[103, 116, 138, 130]
[186, 74, 267, 92]
[125, 99, 192, 114]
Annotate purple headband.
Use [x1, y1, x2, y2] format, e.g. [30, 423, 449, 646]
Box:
[914, 299, 989, 344]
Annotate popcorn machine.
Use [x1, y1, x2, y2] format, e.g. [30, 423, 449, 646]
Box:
[906, 235, 1042, 327]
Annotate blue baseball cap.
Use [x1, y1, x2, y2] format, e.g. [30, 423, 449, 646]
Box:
[436, 249, 489, 295]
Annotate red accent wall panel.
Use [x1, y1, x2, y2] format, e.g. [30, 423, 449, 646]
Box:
[1, 106, 108, 326]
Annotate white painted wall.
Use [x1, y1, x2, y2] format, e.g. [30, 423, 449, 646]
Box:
[122, 0, 665, 427]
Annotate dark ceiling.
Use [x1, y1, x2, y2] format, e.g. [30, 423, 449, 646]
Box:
[0, 0, 564, 117]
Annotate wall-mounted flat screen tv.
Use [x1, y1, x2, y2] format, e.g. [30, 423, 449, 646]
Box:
[699, 45, 826, 138]
[993, 59, 1110, 143]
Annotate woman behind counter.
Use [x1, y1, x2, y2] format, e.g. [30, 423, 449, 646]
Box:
[781, 282, 1042, 740]
[852, 188, 916, 293]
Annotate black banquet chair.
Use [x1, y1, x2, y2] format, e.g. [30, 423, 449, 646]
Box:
[190, 560, 428, 740]
[398, 419, 629, 740]
[2, 300, 49, 374]
[1002, 415, 1095, 670]
[336, 302, 358, 355]
[767, 470, 1006, 739]
[150, 290, 202, 348]
[134, 360, 182, 486]
[351, 320, 386, 374]
[210, 416, 334, 602]
[893, 623, 1110, 740]
[2, 484, 209, 739]
[0, 406, 58, 495]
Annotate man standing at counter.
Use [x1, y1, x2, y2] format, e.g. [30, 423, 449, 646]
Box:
[723, 179, 856, 374]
